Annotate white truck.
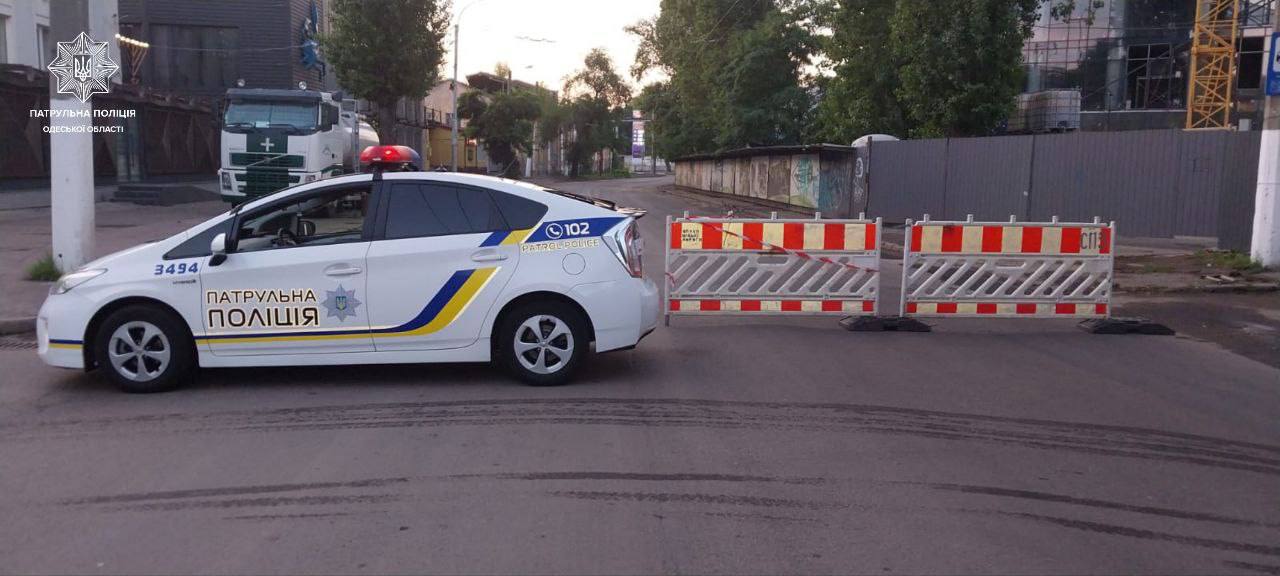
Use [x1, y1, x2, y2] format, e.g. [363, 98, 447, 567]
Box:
[217, 88, 377, 203]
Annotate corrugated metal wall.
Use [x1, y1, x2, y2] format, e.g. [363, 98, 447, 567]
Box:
[868, 139, 946, 222]
[869, 130, 1261, 250]
[673, 130, 1261, 250]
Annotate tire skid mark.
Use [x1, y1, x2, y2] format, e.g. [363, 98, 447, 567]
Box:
[547, 490, 843, 511]
[112, 494, 400, 512]
[61, 477, 410, 505]
[1225, 560, 1280, 575]
[9, 398, 1279, 476]
[1000, 511, 1280, 557]
[702, 511, 822, 523]
[449, 471, 825, 485]
[224, 511, 363, 521]
[913, 482, 1280, 528]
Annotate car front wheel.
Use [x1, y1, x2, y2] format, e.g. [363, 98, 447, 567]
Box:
[496, 301, 588, 386]
[93, 305, 195, 393]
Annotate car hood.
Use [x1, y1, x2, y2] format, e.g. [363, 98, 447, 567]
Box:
[80, 241, 164, 271]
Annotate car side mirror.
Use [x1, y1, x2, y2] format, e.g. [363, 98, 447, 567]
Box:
[210, 233, 228, 266]
[322, 105, 339, 130]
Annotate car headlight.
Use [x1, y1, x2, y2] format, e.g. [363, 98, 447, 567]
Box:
[51, 268, 107, 295]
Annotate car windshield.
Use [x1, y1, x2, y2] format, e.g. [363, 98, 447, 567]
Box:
[224, 100, 318, 131]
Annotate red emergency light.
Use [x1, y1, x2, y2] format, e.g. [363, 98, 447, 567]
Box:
[359, 145, 421, 171]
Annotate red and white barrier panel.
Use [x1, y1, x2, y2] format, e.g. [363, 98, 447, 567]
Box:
[671, 221, 878, 252]
[665, 214, 882, 321]
[904, 302, 1109, 317]
[901, 216, 1114, 320]
[671, 299, 877, 313]
[909, 222, 1111, 256]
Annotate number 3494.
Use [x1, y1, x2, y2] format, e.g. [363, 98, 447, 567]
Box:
[154, 262, 199, 276]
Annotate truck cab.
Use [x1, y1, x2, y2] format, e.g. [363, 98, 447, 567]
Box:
[218, 88, 375, 203]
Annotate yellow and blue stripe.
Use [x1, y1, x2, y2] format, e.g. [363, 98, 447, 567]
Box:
[480, 228, 535, 247]
[49, 339, 83, 350]
[196, 267, 499, 345]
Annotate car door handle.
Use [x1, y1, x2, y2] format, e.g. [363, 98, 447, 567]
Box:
[324, 264, 363, 276]
[471, 250, 508, 263]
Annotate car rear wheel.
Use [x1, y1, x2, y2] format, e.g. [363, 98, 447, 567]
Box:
[496, 301, 588, 386]
[94, 305, 195, 393]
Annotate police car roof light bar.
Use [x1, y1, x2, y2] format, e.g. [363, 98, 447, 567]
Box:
[359, 145, 421, 174]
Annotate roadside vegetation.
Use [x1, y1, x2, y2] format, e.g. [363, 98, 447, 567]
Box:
[26, 255, 59, 282]
[628, 0, 1103, 159]
[1197, 250, 1266, 275]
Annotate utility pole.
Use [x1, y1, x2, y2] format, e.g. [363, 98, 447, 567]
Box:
[450, 22, 459, 172]
[49, 0, 95, 272]
[1254, 11, 1280, 267]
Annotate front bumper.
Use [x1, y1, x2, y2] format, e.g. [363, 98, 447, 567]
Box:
[219, 168, 322, 203]
[36, 294, 90, 370]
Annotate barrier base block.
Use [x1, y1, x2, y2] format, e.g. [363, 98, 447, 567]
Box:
[1078, 317, 1175, 336]
[840, 316, 933, 332]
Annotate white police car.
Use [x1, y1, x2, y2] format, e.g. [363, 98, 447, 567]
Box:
[37, 146, 660, 392]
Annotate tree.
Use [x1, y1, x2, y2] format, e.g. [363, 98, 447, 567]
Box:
[628, 0, 814, 156]
[321, 0, 451, 144]
[565, 48, 632, 107]
[891, 0, 1040, 138]
[563, 49, 632, 175]
[716, 3, 817, 148]
[633, 82, 679, 161]
[814, 0, 1102, 142]
[458, 89, 541, 178]
[813, 0, 909, 143]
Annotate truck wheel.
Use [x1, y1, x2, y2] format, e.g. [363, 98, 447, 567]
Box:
[93, 305, 195, 393]
[496, 301, 588, 386]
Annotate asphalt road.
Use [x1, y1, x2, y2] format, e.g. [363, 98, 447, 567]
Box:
[1, 176, 1278, 575]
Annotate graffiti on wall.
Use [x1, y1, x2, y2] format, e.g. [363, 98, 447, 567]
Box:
[790, 154, 820, 208]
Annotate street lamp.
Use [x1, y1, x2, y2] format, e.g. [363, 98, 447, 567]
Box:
[451, 0, 489, 172]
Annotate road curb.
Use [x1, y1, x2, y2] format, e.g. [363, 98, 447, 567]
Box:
[1115, 283, 1280, 295]
[0, 317, 36, 335]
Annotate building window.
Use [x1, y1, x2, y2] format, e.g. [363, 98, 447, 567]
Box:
[1238, 36, 1265, 91]
[1126, 43, 1182, 110]
[147, 25, 239, 92]
[36, 24, 53, 68]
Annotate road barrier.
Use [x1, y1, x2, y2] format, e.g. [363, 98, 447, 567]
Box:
[664, 213, 882, 323]
[900, 215, 1114, 319]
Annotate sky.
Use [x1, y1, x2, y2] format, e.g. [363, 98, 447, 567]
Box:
[445, 0, 663, 94]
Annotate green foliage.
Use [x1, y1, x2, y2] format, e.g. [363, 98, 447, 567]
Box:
[632, 0, 1106, 150]
[628, 0, 815, 157]
[321, 0, 451, 144]
[458, 90, 541, 178]
[26, 254, 59, 282]
[892, 0, 1040, 138]
[557, 50, 633, 177]
[813, 0, 907, 143]
[572, 169, 633, 181]
[1197, 251, 1265, 274]
[565, 48, 633, 107]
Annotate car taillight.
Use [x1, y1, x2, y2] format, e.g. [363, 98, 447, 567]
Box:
[606, 219, 643, 278]
[623, 220, 643, 278]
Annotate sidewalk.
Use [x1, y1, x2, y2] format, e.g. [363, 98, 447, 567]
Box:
[0, 185, 117, 211]
[0, 198, 227, 331]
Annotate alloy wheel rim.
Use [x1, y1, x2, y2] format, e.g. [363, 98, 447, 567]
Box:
[107, 321, 170, 382]
[514, 315, 574, 375]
